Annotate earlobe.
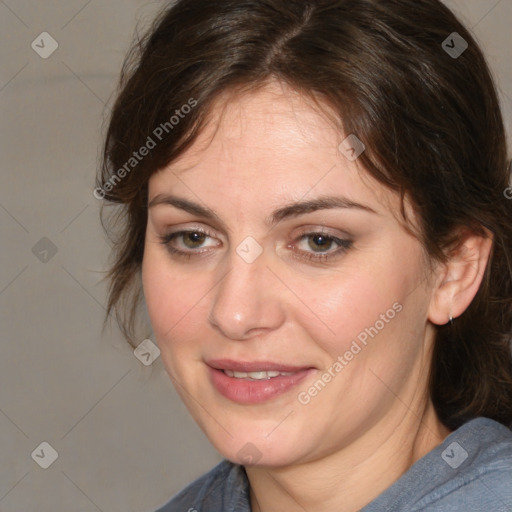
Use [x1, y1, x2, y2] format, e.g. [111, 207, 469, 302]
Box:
[428, 230, 493, 326]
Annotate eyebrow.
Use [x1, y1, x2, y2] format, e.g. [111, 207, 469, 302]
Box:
[148, 194, 378, 226]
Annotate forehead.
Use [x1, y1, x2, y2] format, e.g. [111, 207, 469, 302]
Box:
[170, 83, 340, 171]
[148, 81, 401, 218]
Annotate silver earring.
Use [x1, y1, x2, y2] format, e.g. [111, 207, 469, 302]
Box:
[449, 312, 454, 325]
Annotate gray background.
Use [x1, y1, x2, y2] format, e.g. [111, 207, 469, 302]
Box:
[0, 1, 510, 511]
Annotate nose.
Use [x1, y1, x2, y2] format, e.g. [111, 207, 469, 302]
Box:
[208, 248, 286, 341]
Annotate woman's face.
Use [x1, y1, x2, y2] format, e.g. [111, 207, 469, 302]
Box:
[142, 82, 440, 466]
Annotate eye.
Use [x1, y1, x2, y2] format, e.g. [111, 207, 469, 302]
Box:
[291, 231, 353, 262]
[158, 227, 352, 263]
[179, 231, 209, 249]
[159, 228, 220, 258]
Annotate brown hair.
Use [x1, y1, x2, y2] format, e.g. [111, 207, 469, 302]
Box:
[97, 0, 512, 430]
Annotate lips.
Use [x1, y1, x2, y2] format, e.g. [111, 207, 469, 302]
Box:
[207, 359, 315, 404]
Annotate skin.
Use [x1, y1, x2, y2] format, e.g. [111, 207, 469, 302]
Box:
[142, 81, 491, 512]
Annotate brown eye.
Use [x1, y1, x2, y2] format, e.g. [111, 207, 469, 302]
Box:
[159, 228, 220, 259]
[291, 231, 353, 263]
[307, 234, 335, 252]
[182, 231, 207, 249]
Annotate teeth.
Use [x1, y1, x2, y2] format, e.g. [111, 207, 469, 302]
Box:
[224, 370, 294, 380]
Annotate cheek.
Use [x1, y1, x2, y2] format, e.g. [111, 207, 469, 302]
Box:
[141, 248, 208, 347]
[294, 264, 409, 355]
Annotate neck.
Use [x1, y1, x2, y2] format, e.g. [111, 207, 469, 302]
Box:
[247, 399, 451, 512]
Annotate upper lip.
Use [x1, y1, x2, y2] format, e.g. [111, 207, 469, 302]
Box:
[206, 359, 313, 373]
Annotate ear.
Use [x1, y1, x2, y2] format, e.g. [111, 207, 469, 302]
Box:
[428, 229, 493, 325]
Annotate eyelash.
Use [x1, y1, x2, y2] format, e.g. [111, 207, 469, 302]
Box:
[158, 228, 353, 263]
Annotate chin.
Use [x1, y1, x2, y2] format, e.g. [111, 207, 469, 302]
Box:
[203, 426, 307, 467]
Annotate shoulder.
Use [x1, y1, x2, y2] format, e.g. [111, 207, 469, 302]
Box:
[364, 417, 512, 512]
[439, 418, 512, 505]
[154, 459, 250, 512]
[444, 417, 512, 478]
[414, 417, 512, 510]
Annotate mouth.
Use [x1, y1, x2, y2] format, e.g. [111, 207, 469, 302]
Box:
[206, 359, 316, 404]
[222, 369, 295, 380]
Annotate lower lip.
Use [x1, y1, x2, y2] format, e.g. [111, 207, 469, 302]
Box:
[208, 367, 315, 404]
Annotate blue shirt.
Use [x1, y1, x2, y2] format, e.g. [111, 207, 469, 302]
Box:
[156, 417, 512, 511]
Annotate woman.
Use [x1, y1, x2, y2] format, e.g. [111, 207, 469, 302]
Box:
[97, 0, 512, 510]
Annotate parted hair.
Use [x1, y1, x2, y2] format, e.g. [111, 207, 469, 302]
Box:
[98, 0, 512, 430]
